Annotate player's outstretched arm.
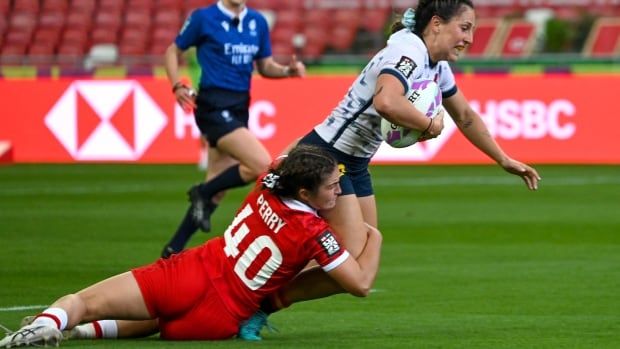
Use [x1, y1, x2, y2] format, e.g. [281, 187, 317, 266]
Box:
[444, 90, 541, 190]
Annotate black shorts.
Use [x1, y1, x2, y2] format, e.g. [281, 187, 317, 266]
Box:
[194, 87, 250, 147]
[299, 130, 374, 197]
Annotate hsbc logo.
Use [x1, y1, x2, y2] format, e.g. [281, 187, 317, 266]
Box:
[45, 81, 168, 161]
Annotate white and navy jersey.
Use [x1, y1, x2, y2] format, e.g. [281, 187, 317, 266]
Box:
[175, 2, 272, 92]
[314, 29, 459, 158]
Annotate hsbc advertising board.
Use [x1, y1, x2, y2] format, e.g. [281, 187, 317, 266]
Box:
[0, 74, 619, 164]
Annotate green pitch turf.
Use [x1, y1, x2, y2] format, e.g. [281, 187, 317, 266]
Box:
[1, 164, 619, 348]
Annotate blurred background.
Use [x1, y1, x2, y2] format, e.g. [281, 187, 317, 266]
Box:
[0, 0, 619, 76]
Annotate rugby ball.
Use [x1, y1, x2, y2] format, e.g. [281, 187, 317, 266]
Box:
[381, 80, 442, 148]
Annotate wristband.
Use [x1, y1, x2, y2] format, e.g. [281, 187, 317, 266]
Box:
[283, 66, 291, 77]
[421, 118, 434, 137]
[172, 81, 187, 93]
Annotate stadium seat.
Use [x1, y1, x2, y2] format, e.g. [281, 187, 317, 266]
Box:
[127, 0, 153, 11]
[154, 9, 182, 28]
[9, 12, 38, 33]
[125, 11, 152, 31]
[1, 44, 28, 64]
[0, 0, 9, 15]
[328, 26, 358, 52]
[274, 9, 303, 31]
[360, 7, 390, 33]
[28, 42, 56, 66]
[38, 11, 66, 30]
[464, 18, 504, 58]
[33, 28, 62, 47]
[497, 20, 536, 57]
[65, 11, 93, 31]
[42, 0, 69, 13]
[582, 17, 620, 57]
[156, 0, 182, 11]
[70, 0, 97, 14]
[184, 0, 207, 13]
[152, 27, 177, 45]
[99, 0, 125, 12]
[13, 0, 40, 14]
[61, 28, 89, 47]
[91, 28, 118, 45]
[304, 9, 331, 30]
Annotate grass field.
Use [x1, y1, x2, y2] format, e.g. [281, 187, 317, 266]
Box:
[1, 164, 619, 348]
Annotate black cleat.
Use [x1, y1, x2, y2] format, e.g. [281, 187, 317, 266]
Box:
[188, 185, 214, 232]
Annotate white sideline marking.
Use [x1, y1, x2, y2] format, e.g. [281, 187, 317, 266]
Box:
[0, 305, 47, 312]
[374, 176, 620, 186]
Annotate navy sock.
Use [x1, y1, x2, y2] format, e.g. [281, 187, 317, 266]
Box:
[163, 206, 198, 256]
[197, 164, 246, 200]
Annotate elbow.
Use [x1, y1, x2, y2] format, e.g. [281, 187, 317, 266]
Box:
[373, 95, 395, 119]
[349, 279, 374, 297]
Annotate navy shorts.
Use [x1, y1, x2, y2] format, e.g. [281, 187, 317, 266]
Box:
[194, 87, 250, 147]
[299, 130, 373, 197]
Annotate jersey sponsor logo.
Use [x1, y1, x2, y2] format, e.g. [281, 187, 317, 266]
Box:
[249, 19, 257, 36]
[395, 56, 416, 78]
[317, 231, 341, 257]
[45, 81, 167, 161]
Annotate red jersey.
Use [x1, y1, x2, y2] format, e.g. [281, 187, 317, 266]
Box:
[200, 181, 349, 320]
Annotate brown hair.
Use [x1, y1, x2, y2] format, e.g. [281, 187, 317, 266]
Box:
[390, 0, 475, 35]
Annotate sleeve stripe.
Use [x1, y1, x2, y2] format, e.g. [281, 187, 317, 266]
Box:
[379, 68, 409, 93]
[442, 85, 458, 99]
[322, 250, 350, 272]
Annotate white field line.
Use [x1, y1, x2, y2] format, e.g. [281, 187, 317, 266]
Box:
[0, 305, 47, 312]
[373, 175, 620, 186]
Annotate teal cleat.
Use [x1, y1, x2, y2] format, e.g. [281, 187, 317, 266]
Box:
[238, 311, 275, 341]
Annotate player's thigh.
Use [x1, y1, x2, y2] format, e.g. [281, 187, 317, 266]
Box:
[216, 128, 271, 176]
[76, 272, 151, 321]
[321, 194, 368, 258]
[358, 195, 378, 228]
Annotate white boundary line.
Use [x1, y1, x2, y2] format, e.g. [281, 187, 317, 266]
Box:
[0, 305, 47, 312]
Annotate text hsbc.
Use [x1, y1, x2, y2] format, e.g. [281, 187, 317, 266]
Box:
[470, 99, 575, 140]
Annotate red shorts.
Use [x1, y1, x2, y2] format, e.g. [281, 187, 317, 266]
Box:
[132, 247, 239, 340]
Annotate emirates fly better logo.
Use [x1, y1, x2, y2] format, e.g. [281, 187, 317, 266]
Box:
[45, 81, 168, 161]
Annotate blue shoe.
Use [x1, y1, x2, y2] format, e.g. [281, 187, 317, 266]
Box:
[238, 311, 274, 341]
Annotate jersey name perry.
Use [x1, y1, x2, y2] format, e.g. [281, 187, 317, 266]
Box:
[256, 194, 286, 233]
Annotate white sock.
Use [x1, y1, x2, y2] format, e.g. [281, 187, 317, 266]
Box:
[73, 320, 118, 339]
[32, 307, 68, 330]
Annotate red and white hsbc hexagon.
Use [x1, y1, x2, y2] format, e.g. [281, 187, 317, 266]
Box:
[45, 81, 168, 161]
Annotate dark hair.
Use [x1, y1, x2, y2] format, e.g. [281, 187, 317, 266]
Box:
[390, 0, 474, 34]
[262, 144, 338, 198]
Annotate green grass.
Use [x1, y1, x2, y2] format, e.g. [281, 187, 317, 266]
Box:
[1, 164, 619, 348]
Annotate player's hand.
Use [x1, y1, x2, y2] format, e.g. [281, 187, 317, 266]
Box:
[287, 55, 306, 78]
[500, 158, 541, 190]
[418, 109, 445, 142]
[175, 85, 197, 112]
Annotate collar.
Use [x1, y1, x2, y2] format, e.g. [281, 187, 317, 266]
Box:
[217, 1, 248, 21]
[418, 36, 438, 68]
[281, 198, 319, 217]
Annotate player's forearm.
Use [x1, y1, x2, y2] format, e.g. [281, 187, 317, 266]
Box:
[256, 58, 291, 78]
[352, 227, 383, 296]
[457, 113, 508, 164]
[164, 44, 182, 86]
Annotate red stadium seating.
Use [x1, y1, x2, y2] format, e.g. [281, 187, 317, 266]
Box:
[582, 18, 620, 57]
[42, 0, 69, 13]
[497, 20, 536, 57]
[464, 18, 504, 58]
